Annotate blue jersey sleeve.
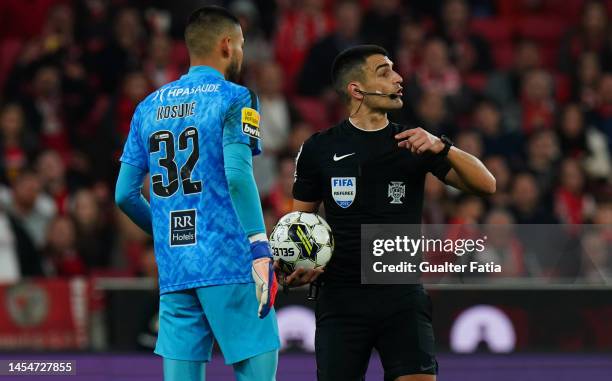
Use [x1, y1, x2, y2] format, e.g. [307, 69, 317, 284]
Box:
[120, 104, 148, 170]
[115, 162, 153, 235]
[223, 87, 262, 156]
[224, 142, 266, 237]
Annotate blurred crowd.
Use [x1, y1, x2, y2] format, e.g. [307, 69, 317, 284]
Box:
[0, 0, 611, 283]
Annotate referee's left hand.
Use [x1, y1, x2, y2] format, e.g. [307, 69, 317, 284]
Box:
[395, 128, 445, 155]
[274, 261, 324, 288]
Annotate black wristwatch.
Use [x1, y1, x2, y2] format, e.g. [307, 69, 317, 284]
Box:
[438, 135, 453, 157]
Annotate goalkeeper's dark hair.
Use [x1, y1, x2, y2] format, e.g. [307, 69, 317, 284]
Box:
[331, 45, 389, 103]
[185, 6, 240, 57]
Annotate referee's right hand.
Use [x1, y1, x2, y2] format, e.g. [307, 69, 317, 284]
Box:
[275, 261, 324, 288]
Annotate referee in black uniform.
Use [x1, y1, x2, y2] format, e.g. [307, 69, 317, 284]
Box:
[284, 45, 495, 381]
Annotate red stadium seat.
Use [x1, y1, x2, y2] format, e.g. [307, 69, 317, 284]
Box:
[549, 0, 587, 25]
[470, 18, 514, 45]
[554, 73, 571, 103]
[0, 38, 22, 90]
[540, 45, 559, 70]
[516, 16, 566, 44]
[291, 96, 330, 131]
[463, 73, 488, 93]
[492, 43, 515, 70]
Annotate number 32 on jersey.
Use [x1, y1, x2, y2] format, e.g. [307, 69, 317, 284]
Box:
[149, 126, 202, 197]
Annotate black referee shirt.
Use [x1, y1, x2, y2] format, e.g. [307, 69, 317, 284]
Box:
[293, 120, 451, 284]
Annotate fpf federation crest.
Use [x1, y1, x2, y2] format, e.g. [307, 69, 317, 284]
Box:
[388, 181, 405, 204]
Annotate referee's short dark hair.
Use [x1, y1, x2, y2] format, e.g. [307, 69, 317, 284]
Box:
[185, 6, 240, 58]
[331, 45, 389, 103]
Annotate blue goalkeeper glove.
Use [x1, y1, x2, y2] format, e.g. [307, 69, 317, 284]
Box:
[251, 241, 278, 319]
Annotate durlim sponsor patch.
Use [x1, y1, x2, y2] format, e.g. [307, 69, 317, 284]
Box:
[241, 107, 261, 139]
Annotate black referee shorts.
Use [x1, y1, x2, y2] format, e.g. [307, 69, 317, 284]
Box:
[315, 284, 438, 381]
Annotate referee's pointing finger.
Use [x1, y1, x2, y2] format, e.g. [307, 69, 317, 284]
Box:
[394, 128, 418, 140]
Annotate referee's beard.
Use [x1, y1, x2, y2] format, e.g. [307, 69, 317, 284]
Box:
[226, 56, 241, 83]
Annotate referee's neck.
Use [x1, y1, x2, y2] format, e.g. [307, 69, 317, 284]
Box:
[348, 112, 389, 131]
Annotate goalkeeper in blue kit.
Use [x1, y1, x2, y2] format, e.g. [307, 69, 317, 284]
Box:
[115, 6, 279, 381]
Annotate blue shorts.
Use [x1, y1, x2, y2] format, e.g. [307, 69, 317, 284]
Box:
[154, 283, 280, 364]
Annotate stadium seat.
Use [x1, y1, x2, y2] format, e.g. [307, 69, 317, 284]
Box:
[554, 73, 571, 103]
[0, 38, 22, 90]
[470, 18, 514, 45]
[516, 16, 566, 44]
[550, 0, 587, 25]
[492, 43, 515, 70]
[463, 73, 488, 93]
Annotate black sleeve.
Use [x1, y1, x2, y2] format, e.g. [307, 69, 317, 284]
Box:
[427, 153, 452, 183]
[292, 136, 322, 202]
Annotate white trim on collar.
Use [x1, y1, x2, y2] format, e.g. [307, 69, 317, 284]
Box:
[348, 118, 389, 132]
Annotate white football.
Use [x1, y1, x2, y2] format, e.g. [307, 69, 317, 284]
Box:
[270, 212, 334, 274]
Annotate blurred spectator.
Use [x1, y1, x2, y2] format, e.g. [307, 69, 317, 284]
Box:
[449, 194, 484, 224]
[402, 38, 472, 123]
[554, 158, 596, 224]
[412, 91, 454, 136]
[92, 8, 145, 93]
[252, 61, 298, 195]
[483, 156, 512, 208]
[524, 129, 561, 198]
[20, 65, 71, 154]
[0, 0, 66, 40]
[571, 52, 602, 111]
[437, 0, 492, 73]
[472, 99, 523, 161]
[590, 73, 612, 154]
[287, 122, 315, 155]
[264, 153, 296, 219]
[559, 0, 612, 74]
[557, 103, 611, 180]
[274, 0, 334, 92]
[36, 149, 70, 214]
[455, 130, 483, 158]
[509, 172, 558, 224]
[395, 21, 425, 79]
[230, 0, 272, 70]
[414, 38, 461, 97]
[40, 3, 75, 55]
[423, 173, 450, 224]
[71, 188, 114, 269]
[257, 62, 296, 153]
[0, 209, 43, 282]
[0, 170, 56, 248]
[144, 33, 181, 89]
[0, 103, 39, 184]
[0, 0, 609, 282]
[42, 215, 86, 276]
[360, 0, 402, 57]
[297, 0, 362, 97]
[485, 39, 542, 115]
[95, 70, 150, 182]
[519, 69, 556, 134]
[479, 209, 532, 277]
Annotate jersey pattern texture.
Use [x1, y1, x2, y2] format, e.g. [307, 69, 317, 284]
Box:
[120, 66, 261, 293]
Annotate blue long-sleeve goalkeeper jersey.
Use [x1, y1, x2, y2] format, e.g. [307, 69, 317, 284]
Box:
[119, 66, 263, 294]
